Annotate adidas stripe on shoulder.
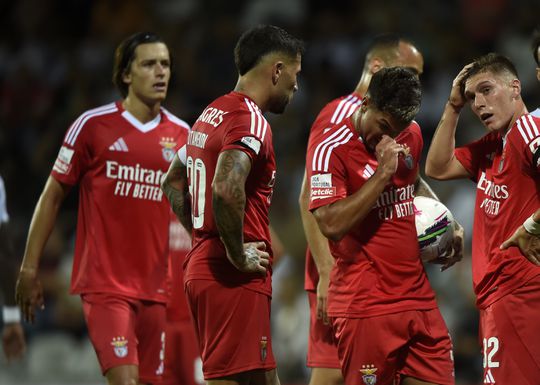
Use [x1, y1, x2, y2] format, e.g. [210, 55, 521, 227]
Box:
[65, 103, 118, 146]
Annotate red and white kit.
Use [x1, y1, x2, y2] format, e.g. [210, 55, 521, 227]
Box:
[307, 117, 454, 385]
[455, 113, 540, 384]
[184, 92, 277, 379]
[52, 101, 189, 382]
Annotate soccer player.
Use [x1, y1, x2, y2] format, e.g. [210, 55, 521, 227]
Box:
[299, 35, 461, 385]
[0, 175, 26, 363]
[161, 25, 304, 385]
[308, 67, 455, 385]
[15, 32, 189, 385]
[164, 213, 203, 385]
[426, 53, 540, 385]
[532, 26, 540, 117]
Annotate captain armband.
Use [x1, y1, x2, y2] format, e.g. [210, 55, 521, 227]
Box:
[523, 215, 540, 235]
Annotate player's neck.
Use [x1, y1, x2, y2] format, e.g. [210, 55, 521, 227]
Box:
[122, 96, 161, 123]
[234, 76, 267, 112]
[353, 72, 372, 97]
[505, 102, 529, 134]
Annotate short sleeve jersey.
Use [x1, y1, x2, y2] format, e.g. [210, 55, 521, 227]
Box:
[454, 113, 540, 308]
[304, 93, 363, 292]
[184, 92, 276, 296]
[307, 118, 437, 318]
[0, 176, 9, 225]
[50, 102, 190, 302]
[167, 213, 192, 322]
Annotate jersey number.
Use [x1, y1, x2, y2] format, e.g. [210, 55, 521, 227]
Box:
[483, 336, 500, 368]
[186, 156, 206, 229]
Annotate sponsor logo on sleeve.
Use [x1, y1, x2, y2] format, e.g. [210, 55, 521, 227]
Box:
[53, 146, 74, 174]
[310, 173, 336, 201]
[240, 136, 261, 154]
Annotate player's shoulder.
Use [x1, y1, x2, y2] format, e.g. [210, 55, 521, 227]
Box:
[64, 102, 119, 146]
[160, 107, 191, 131]
[511, 113, 540, 152]
[75, 102, 119, 123]
[309, 122, 357, 170]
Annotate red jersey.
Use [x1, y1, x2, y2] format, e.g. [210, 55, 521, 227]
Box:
[454, 113, 540, 308]
[184, 92, 276, 296]
[307, 118, 437, 318]
[167, 214, 192, 322]
[51, 102, 190, 302]
[304, 93, 363, 292]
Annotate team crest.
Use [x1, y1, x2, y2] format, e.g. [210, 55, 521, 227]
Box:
[260, 336, 268, 361]
[160, 137, 177, 162]
[111, 336, 128, 358]
[359, 364, 378, 385]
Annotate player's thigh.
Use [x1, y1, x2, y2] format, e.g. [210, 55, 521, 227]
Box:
[480, 277, 540, 385]
[185, 280, 275, 379]
[105, 364, 139, 385]
[332, 315, 408, 385]
[400, 308, 454, 385]
[81, 293, 139, 374]
[307, 292, 341, 370]
[309, 367, 344, 385]
[135, 300, 166, 384]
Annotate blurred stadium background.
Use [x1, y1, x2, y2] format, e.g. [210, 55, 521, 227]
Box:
[1, 0, 539, 384]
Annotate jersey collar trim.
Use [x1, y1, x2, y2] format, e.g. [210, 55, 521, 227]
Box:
[121, 110, 162, 133]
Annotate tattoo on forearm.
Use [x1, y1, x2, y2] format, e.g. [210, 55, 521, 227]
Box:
[162, 160, 192, 232]
[213, 151, 251, 265]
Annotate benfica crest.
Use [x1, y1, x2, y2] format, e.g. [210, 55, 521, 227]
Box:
[111, 336, 128, 358]
[160, 137, 177, 162]
[260, 336, 268, 361]
[359, 364, 378, 385]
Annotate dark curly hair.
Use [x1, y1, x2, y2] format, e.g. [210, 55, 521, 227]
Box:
[234, 25, 304, 76]
[366, 67, 421, 127]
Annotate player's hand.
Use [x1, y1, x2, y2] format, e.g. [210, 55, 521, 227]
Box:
[375, 136, 408, 177]
[448, 63, 474, 112]
[230, 241, 270, 275]
[430, 222, 464, 271]
[500, 226, 540, 266]
[316, 272, 330, 325]
[2, 323, 25, 363]
[15, 268, 45, 323]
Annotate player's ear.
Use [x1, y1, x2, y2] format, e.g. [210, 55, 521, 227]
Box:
[537, 68, 540, 82]
[272, 61, 283, 85]
[122, 69, 132, 86]
[369, 58, 384, 74]
[510, 78, 521, 99]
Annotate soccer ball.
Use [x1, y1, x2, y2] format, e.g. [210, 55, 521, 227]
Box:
[414, 196, 455, 262]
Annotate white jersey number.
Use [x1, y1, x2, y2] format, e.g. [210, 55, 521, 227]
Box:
[483, 336, 500, 368]
[187, 156, 206, 229]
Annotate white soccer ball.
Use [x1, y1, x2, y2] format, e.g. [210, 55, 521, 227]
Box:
[414, 196, 455, 262]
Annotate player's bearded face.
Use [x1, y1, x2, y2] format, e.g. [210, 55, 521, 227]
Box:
[269, 56, 301, 114]
[464, 72, 517, 133]
[125, 43, 171, 103]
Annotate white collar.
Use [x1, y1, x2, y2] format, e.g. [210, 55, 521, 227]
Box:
[121, 109, 162, 133]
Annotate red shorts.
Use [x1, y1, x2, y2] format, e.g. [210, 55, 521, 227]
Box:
[479, 277, 540, 385]
[185, 279, 276, 379]
[333, 309, 454, 385]
[163, 319, 204, 385]
[81, 293, 166, 384]
[307, 291, 340, 369]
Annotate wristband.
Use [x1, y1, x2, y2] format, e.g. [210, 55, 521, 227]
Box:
[3, 306, 21, 324]
[523, 215, 540, 235]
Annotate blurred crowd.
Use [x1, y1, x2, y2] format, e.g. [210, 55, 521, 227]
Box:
[1, 0, 539, 384]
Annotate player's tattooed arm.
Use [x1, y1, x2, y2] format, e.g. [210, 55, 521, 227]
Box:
[162, 154, 192, 233]
[213, 150, 269, 274]
[415, 175, 439, 200]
